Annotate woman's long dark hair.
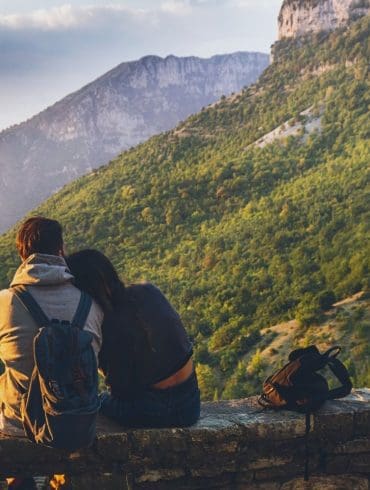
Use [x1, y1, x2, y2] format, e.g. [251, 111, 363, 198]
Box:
[66, 249, 125, 314]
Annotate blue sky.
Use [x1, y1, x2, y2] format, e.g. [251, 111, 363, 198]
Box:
[0, 1, 281, 130]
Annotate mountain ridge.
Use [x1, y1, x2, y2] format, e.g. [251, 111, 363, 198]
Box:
[0, 51, 268, 233]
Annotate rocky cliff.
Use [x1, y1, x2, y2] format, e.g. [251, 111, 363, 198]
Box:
[0, 52, 268, 233]
[278, 0, 370, 39]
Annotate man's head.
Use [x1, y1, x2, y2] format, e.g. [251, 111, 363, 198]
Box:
[16, 216, 64, 260]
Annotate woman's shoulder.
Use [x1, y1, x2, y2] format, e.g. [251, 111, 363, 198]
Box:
[126, 282, 163, 299]
[126, 282, 177, 314]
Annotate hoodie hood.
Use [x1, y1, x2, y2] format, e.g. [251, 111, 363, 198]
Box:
[10, 253, 74, 287]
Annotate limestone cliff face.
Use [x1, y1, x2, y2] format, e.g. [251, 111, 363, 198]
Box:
[0, 52, 269, 233]
[278, 0, 370, 39]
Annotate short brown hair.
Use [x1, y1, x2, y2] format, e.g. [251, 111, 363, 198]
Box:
[16, 216, 63, 259]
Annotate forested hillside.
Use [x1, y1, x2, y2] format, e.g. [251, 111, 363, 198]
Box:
[0, 17, 369, 399]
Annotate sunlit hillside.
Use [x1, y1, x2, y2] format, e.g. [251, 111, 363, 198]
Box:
[0, 17, 369, 399]
[217, 293, 370, 399]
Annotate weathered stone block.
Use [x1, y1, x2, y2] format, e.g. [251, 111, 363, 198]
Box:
[313, 402, 354, 442]
[347, 453, 370, 473]
[136, 468, 186, 483]
[339, 390, 370, 438]
[332, 438, 370, 454]
[238, 439, 304, 468]
[253, 462, 310, 482]
[128, 429, 189, 469]
[70, 473, 125, 490]
[280, 475, 369, 490]
[236, 482, 280, 490]
[248, 455, 293, 470]
[95, 432, 130, 462]
[324, 454, 351, 474]
[233, 470, 254, 484]
[354, 411, 370, 438]
[135, 474, 234, 489]
[233, 410, 306, 441]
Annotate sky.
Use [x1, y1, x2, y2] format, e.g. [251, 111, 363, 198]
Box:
[0, 0, 281, 131]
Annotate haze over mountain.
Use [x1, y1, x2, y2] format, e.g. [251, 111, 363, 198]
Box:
[1, 0, 368, 401]
[0, 51, 268, 233]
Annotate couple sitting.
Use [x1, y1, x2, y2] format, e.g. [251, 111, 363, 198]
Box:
[0, 216, 200, 440]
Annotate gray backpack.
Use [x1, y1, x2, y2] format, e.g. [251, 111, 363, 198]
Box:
[13, 286, 99, 450]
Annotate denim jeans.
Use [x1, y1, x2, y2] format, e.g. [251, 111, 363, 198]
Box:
[100, 371, 200, 428]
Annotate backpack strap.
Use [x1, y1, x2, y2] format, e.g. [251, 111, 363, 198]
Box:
[317, 345, 352, 399]
[327, 357, 353, 399]
[12, 285, 50, 327]
[71, 291, 92, 329]
[12, 286, 92, 331]
[304, 411, 311, 481]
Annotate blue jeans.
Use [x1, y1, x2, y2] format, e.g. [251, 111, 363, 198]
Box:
[100, 371, 200, 428]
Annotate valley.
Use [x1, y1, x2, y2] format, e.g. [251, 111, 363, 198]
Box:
[0, 3, 368, 401]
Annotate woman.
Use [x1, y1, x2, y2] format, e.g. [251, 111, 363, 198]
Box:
[66, 249, 200, 428]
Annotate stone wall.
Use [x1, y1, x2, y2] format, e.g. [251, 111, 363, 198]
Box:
[1, 390, 370, 489]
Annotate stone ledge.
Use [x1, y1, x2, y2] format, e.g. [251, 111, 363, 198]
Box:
[0, 389, 370, 489]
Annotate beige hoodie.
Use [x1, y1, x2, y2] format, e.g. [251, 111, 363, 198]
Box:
[0, 254, 103, 436]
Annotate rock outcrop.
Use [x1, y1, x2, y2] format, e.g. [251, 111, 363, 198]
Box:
[0, 52, 269, 233]
[278, 0, 370, 39]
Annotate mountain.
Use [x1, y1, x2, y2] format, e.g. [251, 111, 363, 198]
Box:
[0, 13, 369, 400]
[0, 52, 269, 234]
[278, 0, 370, 39]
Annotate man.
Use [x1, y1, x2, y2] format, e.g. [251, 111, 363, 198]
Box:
[0, 216, 103, 437]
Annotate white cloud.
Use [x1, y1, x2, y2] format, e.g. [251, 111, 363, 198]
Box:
[0, 1, 280, 32]
[0, 5, 82, 30]
[160, 1, 192, 15]
[232, 0, 275, 7]
[0, 4, 149, 31]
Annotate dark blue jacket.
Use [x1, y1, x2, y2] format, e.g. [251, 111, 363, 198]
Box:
[99, 283, 193, 399]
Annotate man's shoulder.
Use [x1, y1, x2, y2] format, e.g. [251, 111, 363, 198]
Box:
[0, 287, 17, 306]
[0, 287, 26, 327]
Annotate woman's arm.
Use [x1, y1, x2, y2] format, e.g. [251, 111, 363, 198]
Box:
[98, 310, 137, 399]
